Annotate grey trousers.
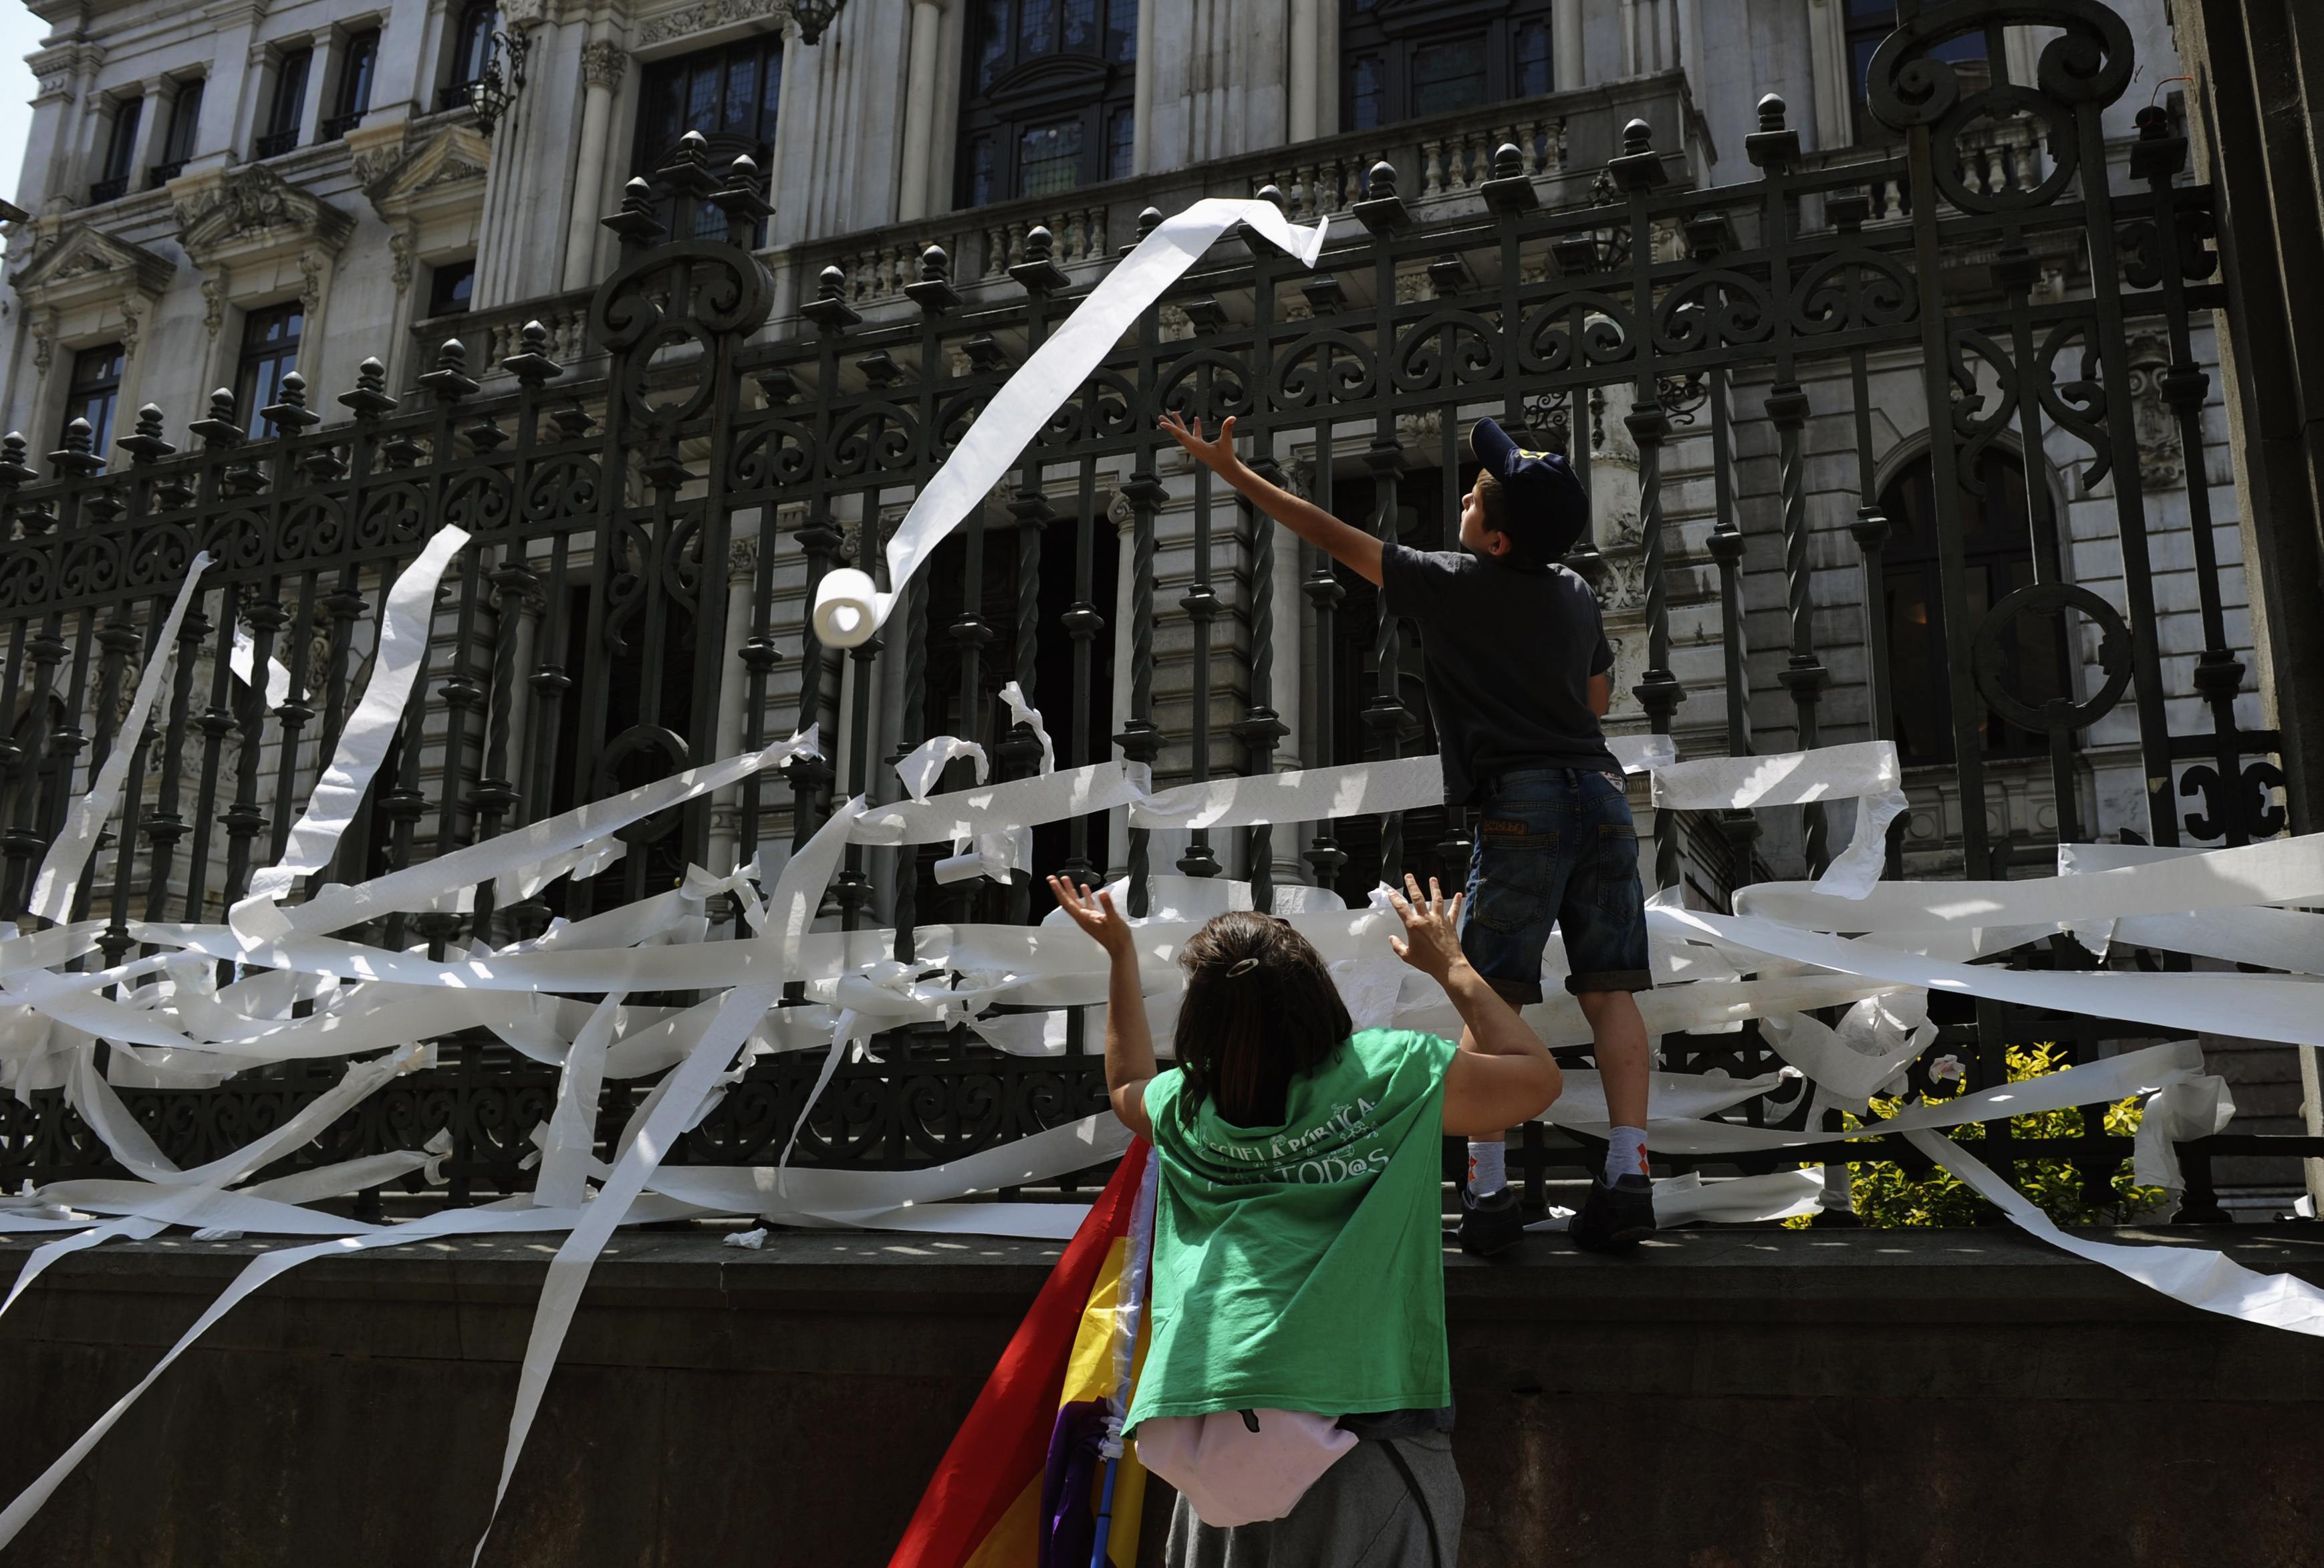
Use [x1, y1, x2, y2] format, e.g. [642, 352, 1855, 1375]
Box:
[1162, 1432, 1463, 1568]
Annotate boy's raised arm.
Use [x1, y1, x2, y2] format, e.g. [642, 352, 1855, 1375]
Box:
[1158, 412, 1384, 585]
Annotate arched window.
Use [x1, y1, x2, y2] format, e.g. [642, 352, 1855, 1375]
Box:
[1879, 446, 2069, 767]
[1339, 0, 1555, 134]
[956, 0, 1138, 209]
[441, 2, 497, 110]
[632, 35, 783, 240]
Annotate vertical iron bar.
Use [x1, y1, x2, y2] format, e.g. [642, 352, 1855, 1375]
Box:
[2136, 106, 2248, 844]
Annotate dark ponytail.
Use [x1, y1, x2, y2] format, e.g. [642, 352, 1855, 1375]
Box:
[1173, 912, 1353, 1128]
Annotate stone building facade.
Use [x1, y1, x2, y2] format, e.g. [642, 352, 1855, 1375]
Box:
[1, 0, 2309, 1207]
[0, 0, 2256, 872]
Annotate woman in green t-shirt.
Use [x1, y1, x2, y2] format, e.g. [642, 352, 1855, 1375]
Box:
[1047, 872, 1562, 1567]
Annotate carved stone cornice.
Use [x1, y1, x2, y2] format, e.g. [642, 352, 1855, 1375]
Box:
[174, 163, 356, 275]
[358, 122, 493, 227]
[28, 42, 100, 103]
[8, 220, 176, 321]
[636, 0, 793, 49]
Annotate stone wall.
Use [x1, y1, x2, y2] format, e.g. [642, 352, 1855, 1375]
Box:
[3, 1224, 2319, 1567]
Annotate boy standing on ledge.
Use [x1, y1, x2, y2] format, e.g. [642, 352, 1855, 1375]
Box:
[1158, 410, 1656, 1255]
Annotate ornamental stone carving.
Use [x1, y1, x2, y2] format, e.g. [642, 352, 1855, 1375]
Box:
[360, 124, 491, 212]
[582, 40, 629, 90]
[728, 533, 759, 582]
[201, 271, 231, 338]
[637, 0, 793, 47]
[9, 223, 174, 366]
[8, 223, 176, 317]
[175, 164, 355, 275]
[2125, 330, 2184, 492]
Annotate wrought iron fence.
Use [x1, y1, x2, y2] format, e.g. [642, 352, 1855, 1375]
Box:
[1, 0, 2315, 1219]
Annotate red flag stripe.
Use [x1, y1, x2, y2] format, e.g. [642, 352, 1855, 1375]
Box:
[888, 1140, 1152, 1568]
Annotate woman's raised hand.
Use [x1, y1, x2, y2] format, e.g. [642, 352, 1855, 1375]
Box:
[1157, 410, 1242, 475]
[1386, 873, 1468, 983]
[1048, 875, 1136, 959]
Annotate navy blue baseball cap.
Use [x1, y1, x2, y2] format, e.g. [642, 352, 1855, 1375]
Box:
[1471, 416, 1589, 562]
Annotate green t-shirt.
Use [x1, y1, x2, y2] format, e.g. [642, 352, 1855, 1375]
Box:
[1125, 1028, 1457, 1433]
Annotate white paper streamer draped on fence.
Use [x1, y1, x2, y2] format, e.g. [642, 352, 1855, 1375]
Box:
[5, 194, 2324, 1557]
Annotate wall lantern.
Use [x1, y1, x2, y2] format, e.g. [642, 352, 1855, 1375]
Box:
[467, 29, 532, 137]
[790, 0, 849, 44]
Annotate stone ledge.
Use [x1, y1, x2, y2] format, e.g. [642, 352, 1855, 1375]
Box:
[3, 1224, 2321, 1568]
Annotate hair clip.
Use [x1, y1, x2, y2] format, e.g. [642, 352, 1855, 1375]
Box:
[1226, 957, 1260, 976]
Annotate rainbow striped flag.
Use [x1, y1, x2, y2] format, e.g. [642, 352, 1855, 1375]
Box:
[888, 1141, 1158, 1568]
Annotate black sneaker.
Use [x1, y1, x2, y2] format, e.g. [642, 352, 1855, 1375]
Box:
[1458, 1185, 1526, 1258]
[1569, 1172, 1656, 1254]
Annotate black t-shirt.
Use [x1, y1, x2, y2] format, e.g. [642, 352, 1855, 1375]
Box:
[1379, 542, 1619, 804]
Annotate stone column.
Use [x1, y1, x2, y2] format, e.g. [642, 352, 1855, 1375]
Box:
[1803, 0, 1855, 150]
[127, 77, 173, 191]
[298, 31, 336, 150]
[75, 93, 124, 205]
[1130, 0, 1157, 175]
[1556, 0, 1585, 92]
[561, 38, 624, 291]
[225, 34, 274, 157]
[1287, 0, 1319, 143]
[370, 0, 430, 121]
[896, 0, 945, 221]
[15, 47, 84, 219]
[475, 20, 585, 309]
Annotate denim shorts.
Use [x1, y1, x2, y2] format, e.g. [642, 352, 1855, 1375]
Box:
[1456, 767, 1652, 1001]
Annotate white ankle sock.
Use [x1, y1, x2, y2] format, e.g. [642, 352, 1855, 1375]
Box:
[1467, 1140, 1507, 1197]
[1606, 1126, 1649, 1185]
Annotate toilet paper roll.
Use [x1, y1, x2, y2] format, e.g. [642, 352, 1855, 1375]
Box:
[811, 566, 883, 648]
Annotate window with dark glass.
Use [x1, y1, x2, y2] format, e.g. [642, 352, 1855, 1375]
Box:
[1339, 0, 1554, 134]
[257, 47, 311, 156]
[152, 78, 203, 186]
[956, 0, 1137, 208]
[631, 35, 781, 241]
[62, 344, 125, 454]
[235, 304, 304, 439]
[442, 2, 498, 111]
[428, 259, 476, 316]
[324, 29, 380, 138]
[1846, 1, 1987, 143]
[90, 96, 141, 203]
[1879, 447, 2067, 767]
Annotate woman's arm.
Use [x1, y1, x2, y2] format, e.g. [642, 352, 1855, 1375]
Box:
[1158, 412, 1385, 585]
[1049, 876, 1156, 1142]
[1385, 875, 1563, 1137]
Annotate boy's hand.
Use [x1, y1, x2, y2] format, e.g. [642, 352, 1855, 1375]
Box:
[1048, 876, 1138, 960]
[1386, 873, 1469, 985]
[1158, 410, 1245, 476]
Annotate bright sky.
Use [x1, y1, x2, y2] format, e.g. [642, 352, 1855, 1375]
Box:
[1, 0, 47, 210]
